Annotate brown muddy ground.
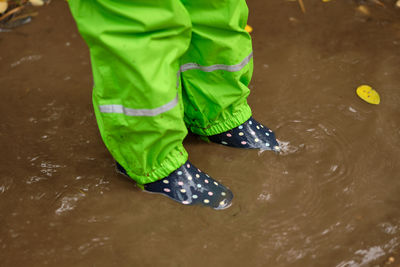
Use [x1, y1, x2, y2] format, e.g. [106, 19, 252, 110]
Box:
[1, 0, 400, 266]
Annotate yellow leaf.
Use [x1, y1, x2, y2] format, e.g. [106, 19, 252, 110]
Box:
[29, 0, 44, 6]
[357, 5, 370, 16]
[356, 85, 380, 105]
[0, 1, 7, 14]
[245, 25, 253, 33]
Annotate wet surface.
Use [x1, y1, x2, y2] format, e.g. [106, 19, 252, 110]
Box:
[1, 0, 400, 266]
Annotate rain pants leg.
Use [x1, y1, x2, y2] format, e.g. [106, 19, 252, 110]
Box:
[68, 0, 253, 185]
[179, 0, 253, 136]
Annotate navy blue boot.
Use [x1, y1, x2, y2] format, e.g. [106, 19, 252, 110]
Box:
[208, 117, 280, 151]
[116, 161, 233, 210]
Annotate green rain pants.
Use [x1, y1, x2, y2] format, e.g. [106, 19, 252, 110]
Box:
[69, 0, 254, 185]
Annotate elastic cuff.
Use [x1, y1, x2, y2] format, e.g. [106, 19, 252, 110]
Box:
[188, 102, 252, 136]
[125, 145, 188, 185]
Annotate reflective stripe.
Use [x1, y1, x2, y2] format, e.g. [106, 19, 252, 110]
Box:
[180, 52, 253, 73]
[99, 94, 178, 117]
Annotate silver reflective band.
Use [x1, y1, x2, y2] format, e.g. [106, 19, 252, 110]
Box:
[99, 94, 178, 117]
[180, 52, 253, 73]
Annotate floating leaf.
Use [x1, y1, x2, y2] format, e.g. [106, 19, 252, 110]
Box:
[245, 25, 253, 33]
[357, 5, 370, 16]
[0, 1, 8, 14]
[356, 85, 380, 105]
[29, 0, 44, 6]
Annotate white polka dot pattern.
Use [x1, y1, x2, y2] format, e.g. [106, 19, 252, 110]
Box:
[207, 117, 279, 152]
[142, 160, 233, 210]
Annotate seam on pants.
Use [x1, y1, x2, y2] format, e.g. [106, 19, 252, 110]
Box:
[176, 52, 253, 88]
[99, 94, 179, 116]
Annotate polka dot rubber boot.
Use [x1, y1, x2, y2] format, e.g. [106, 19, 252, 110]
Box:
[116, 161, 233, 210]
[208, 117, 280, 151]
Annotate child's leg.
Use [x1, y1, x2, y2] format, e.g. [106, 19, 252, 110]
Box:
[68, 0, 234, 208]
[179, 0, 253, 136]
[179, 0, 279, 151]
[68, 0, 192, 185]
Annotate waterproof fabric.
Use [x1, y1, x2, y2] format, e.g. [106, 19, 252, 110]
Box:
[69, 0, 253, 185]
[208, 117, 280, 151]
[117, 160, 233, 209]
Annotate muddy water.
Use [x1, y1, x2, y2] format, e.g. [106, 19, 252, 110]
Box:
[1, 0, 400, 266]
